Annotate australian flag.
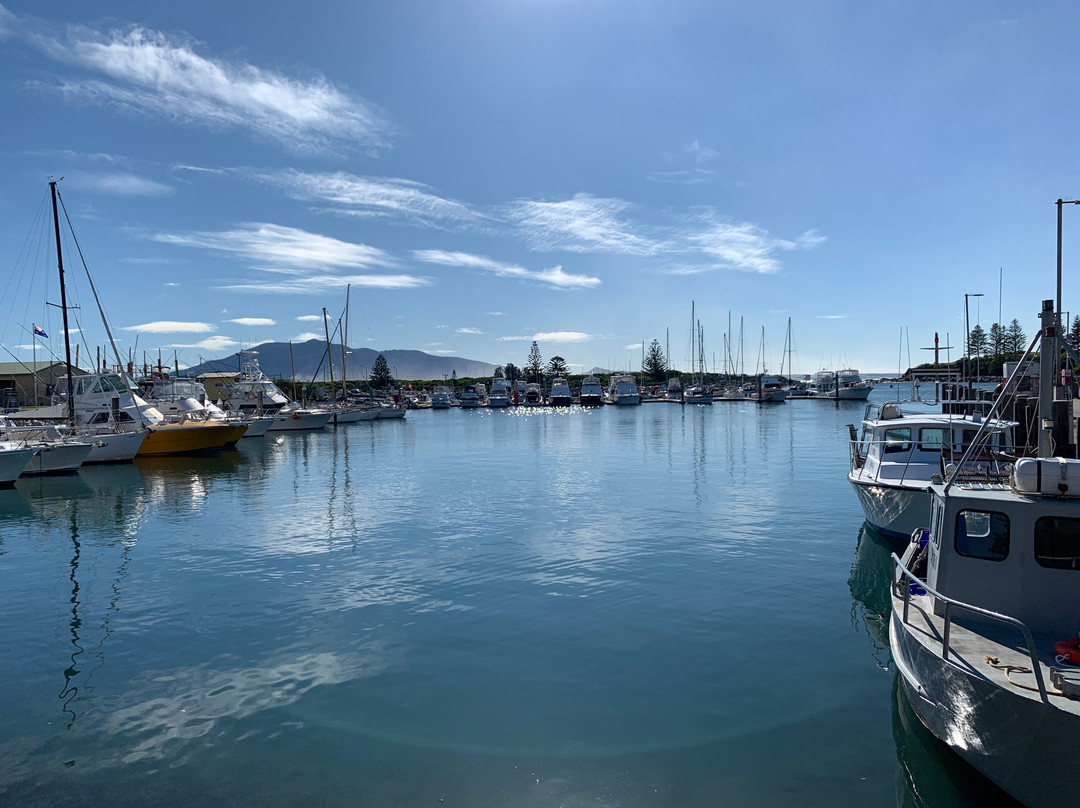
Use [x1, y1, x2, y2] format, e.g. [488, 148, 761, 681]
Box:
[32, 324, 47, 338]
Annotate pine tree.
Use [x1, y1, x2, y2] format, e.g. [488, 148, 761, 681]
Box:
[370, 354, 394, 388]
[1005, 319, 1027, 354]
[546, 355, 569, 377]
[642, 339, 667, 383]
[503, 363, 519, 385]
[526, 341, 543, 382]
[967, 324, 989, 357]
[988, 322, 1005, 357]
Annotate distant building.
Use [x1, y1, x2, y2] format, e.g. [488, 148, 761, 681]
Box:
[197, 371, 239, 404]
[0, 361, 75, 409]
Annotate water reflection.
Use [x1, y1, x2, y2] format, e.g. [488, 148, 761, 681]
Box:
[848, 523, 897, 668]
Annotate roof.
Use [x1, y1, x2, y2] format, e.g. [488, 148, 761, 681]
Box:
[0, 360, 73, 374]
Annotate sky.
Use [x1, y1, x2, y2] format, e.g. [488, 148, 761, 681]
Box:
[1, 1, 1079, 377]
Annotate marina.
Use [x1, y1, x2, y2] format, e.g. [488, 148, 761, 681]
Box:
[0, 390, 1020, 807]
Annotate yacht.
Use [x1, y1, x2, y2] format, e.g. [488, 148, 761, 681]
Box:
[890, 299, 1080, 806]
[548, 378, 573, 407]
[753, 375, 788, 403]
[522, 383, 544, 406]
[0, 419, 92, 475]
[605, 375, 641, 405]
[810, 369, 874, 400]
[140, 376, 254, 445]
[488, 373, 511, 408]
[579, 376, 604, 407]
[459, 384, 481, 408]
[431, 386, 454, 409]
[223, 354, 332, 431]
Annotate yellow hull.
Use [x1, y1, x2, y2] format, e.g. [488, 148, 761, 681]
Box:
[137, 423, 239, 456]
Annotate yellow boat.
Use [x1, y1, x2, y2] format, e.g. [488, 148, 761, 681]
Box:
[137, 421, 246, 456]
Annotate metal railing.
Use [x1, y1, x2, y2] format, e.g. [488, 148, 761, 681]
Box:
[891, 551, 1049, 702]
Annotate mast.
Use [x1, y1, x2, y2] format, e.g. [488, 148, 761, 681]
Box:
[49, 180, 76, 425]
[322, 307, 335, 395]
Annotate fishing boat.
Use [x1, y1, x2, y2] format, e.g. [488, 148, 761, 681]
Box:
[548, 378, 573, 407]
[0, 442, 33, 485]
[890, 299, 1080, 806]
[0, 419, 92, 474]
[754, 375, 788, 403]
[810, 368, 874, 400]
[848, 402, 1017, 540]
[579, 376, 604, 406]
[223, 353, 331, 431]
[140, 375, 255, 444]
[605, 375, 641, 406]
[459, 384, 480, 408]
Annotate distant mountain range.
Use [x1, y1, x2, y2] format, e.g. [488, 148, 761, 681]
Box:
[184, 341, 497, 381]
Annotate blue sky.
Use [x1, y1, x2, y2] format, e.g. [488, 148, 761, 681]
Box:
[1, 1, 1076, 377]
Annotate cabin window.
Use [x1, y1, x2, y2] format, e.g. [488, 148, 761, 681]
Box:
[1034, 517, 1080, 570]
[955, 510, 1009, 561]
[918, 428, 949, 451]
[883, 428, 912, 454]
[931, 499, 943, 548]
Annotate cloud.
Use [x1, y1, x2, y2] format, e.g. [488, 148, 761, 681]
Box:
[503, 193, 661, 256]
[624, 343, 641, 350]
[413, 249, 600, 289]
[455, 327, 482, 335]
[684, 140, 719, 163]
[817, 314, 847, 320]
[226, 317, 276, 327]
[219, 274, 428, 294]
[679, 212, 826, 274]
[250, 169, 479, 225]
[293, 331, 322, 342]
[486, 311, 505, 316]
[122, 321, 214, 333]
[70, 172, 172, 196]
[155, 222, 391, 270]
[167, 335, 239, 351]
[646, 168, 716, 185]
[497, 331, 594, 343]
[295, 314, 322, 322]
[9, 8, 395, 154]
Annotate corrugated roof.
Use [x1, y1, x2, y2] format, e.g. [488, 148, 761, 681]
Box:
[0, 361, 72, 374]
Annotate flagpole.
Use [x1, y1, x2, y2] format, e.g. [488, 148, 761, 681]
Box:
[32, 328, 38, 405]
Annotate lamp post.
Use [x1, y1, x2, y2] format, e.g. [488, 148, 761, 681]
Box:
[1057, 199, 1080, 381]
[965, 292, 983, 389]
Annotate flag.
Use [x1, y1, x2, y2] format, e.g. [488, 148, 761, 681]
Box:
[32, 324, 47, 338]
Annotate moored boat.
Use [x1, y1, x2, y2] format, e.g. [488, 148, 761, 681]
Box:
[579, 376, 604, 406]
[605, 375, 641, 405]
[548, 378, 573, 407]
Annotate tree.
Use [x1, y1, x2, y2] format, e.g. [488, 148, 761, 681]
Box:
[526, 341, 543, 382]
[370, 353, 394, 388]
[1005, 319, 1027, 354]
[988, 322, 1005, 358]
[967, 324, 989, 358]
[503, 363, 519, 385]
[546, 355, 569, 377]
[1069, 315, 1080, 350]
[642, 339, 667, 383]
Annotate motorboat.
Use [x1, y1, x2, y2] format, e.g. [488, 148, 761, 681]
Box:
[548, 378, 573, 407]
[223, 353, 331, 431]
[140, 376, 251, 446]
[848, 402, 1017, 540]
[579, 376, 604, 406]
[459, 384, 481, 408]
[889, 299, 1080, 806]
[0, 442, 33, 485]
[605, 375, 641, 405]
[664, 377, 684, 403]
[488, 373, 511, 408]
[752, 375, 788, 404]
[522, 383, 544, 406]
[683, 383, 713, 405]
[431, 386, 454, 409]
[810, 369, 874, 400]
[0, 419, 93, 475]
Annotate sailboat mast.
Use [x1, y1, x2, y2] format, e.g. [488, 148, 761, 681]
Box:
[49, 181, 76, 424]
[322, 307, 336, 395]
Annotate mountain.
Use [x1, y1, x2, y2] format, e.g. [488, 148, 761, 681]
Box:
[183, 341, 497, 381]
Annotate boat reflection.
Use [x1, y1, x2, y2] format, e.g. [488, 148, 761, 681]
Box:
[847, 522, 896, 667]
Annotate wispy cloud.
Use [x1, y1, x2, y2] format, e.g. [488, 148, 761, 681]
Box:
[70, 171, 172, 196]
[679, 211, 826, 274]
[220, 274, 428, 294]
[295, 314, 322, 322]
[456, 327, 482, 335]
[413, 249, 600, 289]
[250, 169, 479, 226]
[122, 321, 213, 333]
[293, 331, 322, 342]
[167, 335, 239, 351]
[497, 331, 594, 343]
[7, 7, 395, 154]
[817, 314, 847, 320]
[486, 311, 506, 317]
[646, 168, 716, 185]
[503, 193, 661, 256]
[227, 317, 276, 327]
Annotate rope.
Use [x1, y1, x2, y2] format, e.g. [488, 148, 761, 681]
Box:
[984, 655, 1067, 697]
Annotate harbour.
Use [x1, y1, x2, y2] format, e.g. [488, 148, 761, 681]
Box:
[0, 393, 1019, 806]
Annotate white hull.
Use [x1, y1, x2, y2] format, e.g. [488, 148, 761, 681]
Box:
[610, 394, 641, 405]
[488, 396, 510, 408]
[327, 407, 378, 424]
[238, 416, 275, 437]
[83, 430, 146, 463]
[683, 394, 713, 405]
[0, 447, 33, 485]
[267, 411, 332, 431]
[23, 442, 93, 475]
[890, 604, 1075, 807]
[375, 406, 407, 419]
[848, 476, 927, 540]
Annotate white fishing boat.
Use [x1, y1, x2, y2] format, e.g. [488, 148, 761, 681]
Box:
[605, 375, 641, 405]
[431, 386, 454, 409]
[579, 376, 604, 406]
[753, 375, 788, 403]
[548, 378, 573, 407]
[848, 402, 1017, 540]
[0, 420, 93, 475]
[890, 299, 1080, 806]
[224, 353, 331, 431]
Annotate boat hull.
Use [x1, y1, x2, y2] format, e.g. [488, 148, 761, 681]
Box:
[83, 430, 146, 463]
[889, 604, 1075, 807]
[579, 394, 603, 407]
[549, 396, 573, 407]
[266, 411, 333, 431]
[327, 407, 378, 424]
[22, 442, 93, 474]
[848, 476, 929, 540]
[0, 447, 34, 484]
[138, 423, 238, 455]
[375, 406, 407, 419]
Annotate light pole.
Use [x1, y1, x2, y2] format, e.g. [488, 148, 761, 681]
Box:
[1057, 199, 1080, 381]
[965, 292, 983, 387]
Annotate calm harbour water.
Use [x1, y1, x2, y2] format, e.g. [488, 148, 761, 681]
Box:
[0, 391, 1020, 807]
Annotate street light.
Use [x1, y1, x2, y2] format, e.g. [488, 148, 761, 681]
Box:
[965, 292, 984, 387]
[1057, 198, 1080, 380]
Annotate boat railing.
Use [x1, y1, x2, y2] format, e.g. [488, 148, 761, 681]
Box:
[848, 433, 1020, 485]
[891, 550, 1049, 703]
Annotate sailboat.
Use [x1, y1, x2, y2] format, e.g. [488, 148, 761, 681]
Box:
[752, 327, 787, 403]
[683, 302, 713, 404]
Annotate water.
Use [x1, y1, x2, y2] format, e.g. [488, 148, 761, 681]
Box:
[0, 395, 1020, 807]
